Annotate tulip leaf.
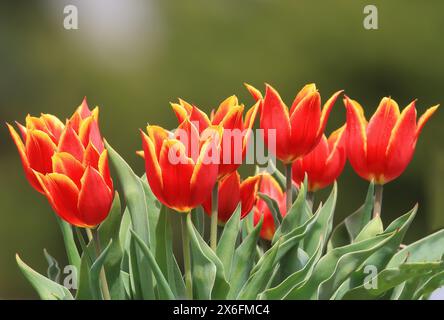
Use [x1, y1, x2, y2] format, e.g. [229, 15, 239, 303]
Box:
[261, 239, 323, 299]
[75, 252, 93, 300]
[131, 230, 175, 300]
[216, 204, 241, 276]
[56, 217, 81, 271]
[192, 206, 206, 237]
[412, 270, 444, 299]
[227, 216, 263, 299]
[354, 215, 383, 243]
[286, 232, 395, 299]
[89, 239, 113, 300]
[237, 239, 281, 299]
[16, 254, 74, 300]
[258, 192, 282, 227]
[187, 214, 230, 299]
[106, 141, 155, 299]
[302, 183, 337, 256]
[155, 205, 186, 298]
[141, 174, 161, 251]
[43, 249, 61, 283]
[341, 261, 444, 300]
[328, 182, 374, 250]
[97, 193, 126, 299]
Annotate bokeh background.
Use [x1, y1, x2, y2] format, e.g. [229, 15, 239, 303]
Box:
[1, 0, 444, 299]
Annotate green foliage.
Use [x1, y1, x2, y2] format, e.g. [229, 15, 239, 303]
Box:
[17, 148, 444, 300]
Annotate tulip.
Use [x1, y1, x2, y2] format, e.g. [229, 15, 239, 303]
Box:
[292, 126, 346, 192]
[7, 98, 114, 228]
[246, 83, 343, 214]
[140, 118, 222, 213]
[201, 171, 261, 224]
[253, 173, 286, 241]
[171, 96, 260, 179]
[344, 95, 439, 217]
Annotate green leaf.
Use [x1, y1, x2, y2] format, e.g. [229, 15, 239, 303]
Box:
[192, 206, 206, 237]
[43, 249, 61, 283]
[131, 230, 175, 300]
[328, 182, 374, 250]
[56, 217, 80, 271]
[16, 254, 73, 300]
[287, 232, 395, 299]
[413, 270, 444, 299]
[89, 240, 113, 300]
[237, 239, 281, 299]
[302, 183, 337, 255]
[75, 252, 93, 300]
[354, 215, 383, 243]
[98, 193, 126, 299]
[261, 239, 323, 299]
[155, 206, 186, 298]
[216, 204, 241, 276]
[227, 216, 263, 299]
[141, 174, 161, 251]
[341, 261, 444, 300]
[187, 214, 230, 299]
[106, 141, 155, 299]
[258, 193, 282, 228]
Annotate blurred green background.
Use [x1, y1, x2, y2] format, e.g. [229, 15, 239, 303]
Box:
[1, 0, 443, 298]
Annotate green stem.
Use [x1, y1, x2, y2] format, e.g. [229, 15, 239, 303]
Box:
[88, 228, 111, 300]
[373, 184, 383, 219]
[181, 214, 193, 299]
[285, 163, 293, 214]
[307, 191, 315, 211]
[210, 182, 219, 251]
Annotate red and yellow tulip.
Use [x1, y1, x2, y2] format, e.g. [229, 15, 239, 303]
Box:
[246, 83, 343, 164]
[171, 96, 259, 179]
[292, 126, 346, 192]
[253, 173, 286, 241]
[141, 118, 222, 212]
[7, 98, 114, 227]
[201, 171, 261, 224]
[344, 96, 439, 184]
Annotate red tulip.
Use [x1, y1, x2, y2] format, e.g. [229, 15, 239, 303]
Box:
[246, 83, 343, 164]
[7, 98, 114, 227]
[171, 96, 259, 179]
[344, 96, 439, 184]
[201, 171, 261, 224]
[141, 119, 222, 212]
[253, 173, 286, 241]
[292, 126, 346, 192]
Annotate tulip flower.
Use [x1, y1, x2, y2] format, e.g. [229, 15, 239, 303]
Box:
[246, 83, 343, 214]
[292, 126, 346, 192]
[140, 118, 222, 213]
[7, 98, 114, 227]
[201, 171, 261, 224]
[344, 95, 439, 217]
[171, 96, 260, 179]
[253, 173, 286, 241]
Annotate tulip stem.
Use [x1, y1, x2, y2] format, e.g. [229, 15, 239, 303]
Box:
[373, 184, 383, 218]
[210, 182, 219, 251]
[307, 191, 315, 211]
[88, 228, 111, 300]
[285, 163, 293, 214]
[181, 214, 193, 299]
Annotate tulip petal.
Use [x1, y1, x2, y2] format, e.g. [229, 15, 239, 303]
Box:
[83, 142, 101, 169]
[78, 166, 113, 226]
[344, 96, 370, 180]
[7, 123, 44, 193]
[78, 97, 92, 119]
[217, 171, 241, 223]
[147, 125, 170, 158]
[58, 123, 85, 162]
[174, 119, 200, 161]
[78, 116, 104, 153]
[384, 102, 417, 183]
[212, 95, 239, 125]
[98, 150, 113, 190]
[141, 130, 165, 204]
[366, 97, 400, 175]
[52, 152, 85, 188]
[290, 91, 322, 157]
[26, 129, 56, 174]
[290, 83, 317, 116]
[159, 140, 195, 212]
[38, 173, 84, 227]
[244, 83, 263, 101]
[260, 84, 292, 162]
[416, 104, 439, 137]
[317, 90, 343, 136]
[239, 174, 261, 218]
[40, 114, 65, 142]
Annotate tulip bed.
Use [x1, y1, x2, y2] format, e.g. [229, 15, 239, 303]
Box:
[8, 84, 444, 300]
